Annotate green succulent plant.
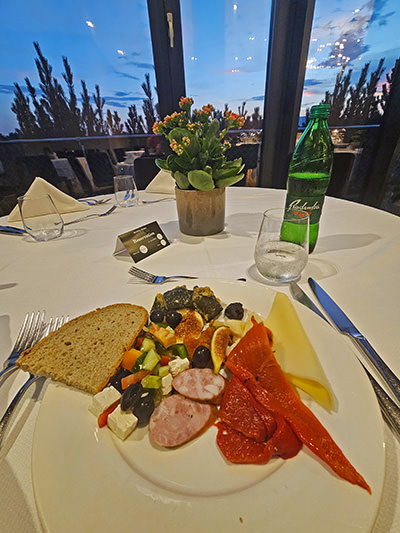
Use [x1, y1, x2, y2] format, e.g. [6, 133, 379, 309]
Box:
[153, 97, 245, 191]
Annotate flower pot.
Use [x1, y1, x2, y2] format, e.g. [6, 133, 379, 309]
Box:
[175, 187, 226, 236]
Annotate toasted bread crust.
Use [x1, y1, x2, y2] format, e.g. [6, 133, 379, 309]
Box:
[16, 304, 148, 395]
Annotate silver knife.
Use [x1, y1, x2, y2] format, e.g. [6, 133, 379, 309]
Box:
[289, 282, 329, 323]
[308, 277, 400, 406]
[291, 281, 400, 441]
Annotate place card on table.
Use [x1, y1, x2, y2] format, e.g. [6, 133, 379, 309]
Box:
[113, 221, 170, 262]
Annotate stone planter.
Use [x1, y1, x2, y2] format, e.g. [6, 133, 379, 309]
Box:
[175, 187, 226, 236]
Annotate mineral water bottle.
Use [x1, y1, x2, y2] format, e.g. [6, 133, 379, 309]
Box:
[283, 104, 333, 253]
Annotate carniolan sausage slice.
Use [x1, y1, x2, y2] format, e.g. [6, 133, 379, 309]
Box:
[149, 394, 217, 448]
[172, 368, 226, 404]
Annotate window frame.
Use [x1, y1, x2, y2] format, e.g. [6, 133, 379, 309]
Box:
[147, 0, 186, 118]
[258, 0, 316, 188]
[148, 0, 316, 189]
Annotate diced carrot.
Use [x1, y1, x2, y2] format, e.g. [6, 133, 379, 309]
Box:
[98, 400, 120, 428]
[160, 355, 171, 366]
[121, 348, 142, 371]
[148, 323, 176, 348]
[121, 370, 150, 390]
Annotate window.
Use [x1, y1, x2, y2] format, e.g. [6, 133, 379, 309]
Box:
[0, 0, 156, 137]
[301, 1, 400, 127]
[180, 0, 270, 124]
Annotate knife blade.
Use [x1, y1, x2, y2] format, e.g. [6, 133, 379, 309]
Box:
[289, 282, 329, 324]
[309, 277, 400, 405]
[291, 280, 400, 441]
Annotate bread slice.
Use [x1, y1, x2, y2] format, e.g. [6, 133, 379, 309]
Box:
[16, 304, 148, 395]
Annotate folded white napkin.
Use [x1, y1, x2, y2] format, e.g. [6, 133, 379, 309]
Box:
[8, 177, 89, 222]
[145, 170, 176, 195]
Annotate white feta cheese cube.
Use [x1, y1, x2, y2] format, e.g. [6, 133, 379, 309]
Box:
[168, 357, 190, 377]
[107, 405, 138, 440]
[161, 373, 173, 395]
[88, 386, 121, 418]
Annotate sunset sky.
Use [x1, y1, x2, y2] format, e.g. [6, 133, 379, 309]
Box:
[0, 0, 399, 135]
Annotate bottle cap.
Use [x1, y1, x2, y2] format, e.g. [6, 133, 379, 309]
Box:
[310, 104, 330, 118]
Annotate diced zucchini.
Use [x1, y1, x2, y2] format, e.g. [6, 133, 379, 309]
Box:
[171, 343, 189, 359]
[158, 365, 170, 378]
[131, 352, 146, 373]
[141, 375, 162, 389]
[154, 340, 170, 355]
[142, 348, 161, 371]
[141, 337, 156, 352]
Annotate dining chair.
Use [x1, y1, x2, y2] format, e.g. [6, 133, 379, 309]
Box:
[85, 151, 116, 192]
[225, 143, 260, 186]
[326, 151, 356, 199]
[17, 154, 70, 194]
[133, 156, 160, 189]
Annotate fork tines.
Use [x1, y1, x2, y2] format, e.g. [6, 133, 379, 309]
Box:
[128, 266, 156, 282]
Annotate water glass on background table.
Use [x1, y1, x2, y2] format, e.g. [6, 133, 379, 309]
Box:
[254, 207, 309, 283]
[113, 175, 139, 207]
[18, 194, 64, 241]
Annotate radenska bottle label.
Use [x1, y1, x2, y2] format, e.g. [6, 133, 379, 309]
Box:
[285, 196, 326, 225]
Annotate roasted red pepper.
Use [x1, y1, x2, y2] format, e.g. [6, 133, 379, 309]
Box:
[226, 321, 371, 493]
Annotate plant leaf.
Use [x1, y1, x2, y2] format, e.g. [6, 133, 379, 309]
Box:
[173, 171, 190, 189]
[156, 158, 172, 171]
[215, 172, 244, 188]
[188, 170, 215, 191]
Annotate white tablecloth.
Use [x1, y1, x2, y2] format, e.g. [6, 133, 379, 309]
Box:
[1, 187, 399, 532]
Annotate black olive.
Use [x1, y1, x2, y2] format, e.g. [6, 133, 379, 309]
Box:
[150, 309, 165, 323]
[192, 345, 212, 368]
[109, 367, 132, 394]
[121, 383, 144, 412]
[133, 392, 155, 426]
[165, 310, 182, 329]
[224, 302, 244, 320]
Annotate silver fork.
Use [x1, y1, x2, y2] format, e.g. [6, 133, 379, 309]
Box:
[128, 265, 198, 284]
[0, 311, 46, 383]
[0, 315, 69, 448]
[63, 205, 117, 225]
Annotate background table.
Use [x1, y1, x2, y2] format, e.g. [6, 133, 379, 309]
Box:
[1, 187, 399, 532]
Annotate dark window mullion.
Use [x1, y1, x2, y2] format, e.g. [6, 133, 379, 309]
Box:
[259, 0, 315, 188]
[147, 0, 186, 119]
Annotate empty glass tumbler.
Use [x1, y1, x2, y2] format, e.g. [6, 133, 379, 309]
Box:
[114, 175, 139, 207]
[18, 194, 64, 242]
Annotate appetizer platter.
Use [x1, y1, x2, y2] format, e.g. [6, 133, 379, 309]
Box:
[30, 280, 385, 533]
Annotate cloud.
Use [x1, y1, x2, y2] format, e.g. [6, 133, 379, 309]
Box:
[103, 100, 129, 109]
[122, 60, 155, 70]
[114, 90, 133, 97]
[103, 93, 144, 109]
[113, 70, 140, 81]
[314, 0, 395, 70]
[0, 84, 16, 94]
[304, 79, 323, 87]
[118, 51, 141, 58]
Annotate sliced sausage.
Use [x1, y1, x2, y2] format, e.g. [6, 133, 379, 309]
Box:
[172, 368, 226, 404]
[149, 394, 217, 448]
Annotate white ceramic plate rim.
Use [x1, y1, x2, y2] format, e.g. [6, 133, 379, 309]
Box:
[31, 279, 385, 533]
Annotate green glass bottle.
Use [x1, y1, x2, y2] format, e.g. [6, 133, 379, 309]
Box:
[284, 104, 333, 253]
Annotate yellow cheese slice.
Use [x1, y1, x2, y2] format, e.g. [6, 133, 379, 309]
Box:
[264, 292, 336, 411]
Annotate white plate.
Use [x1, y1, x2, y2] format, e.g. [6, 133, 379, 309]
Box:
[32, 280, 385, 533]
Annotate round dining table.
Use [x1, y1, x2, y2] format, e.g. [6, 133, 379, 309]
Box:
[0, 186, 399, 532]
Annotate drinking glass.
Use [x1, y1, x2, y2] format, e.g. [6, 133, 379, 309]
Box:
[254, 207, 309, 283]
[18, 194, 64, 242]
[114, 175, 139, 207]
